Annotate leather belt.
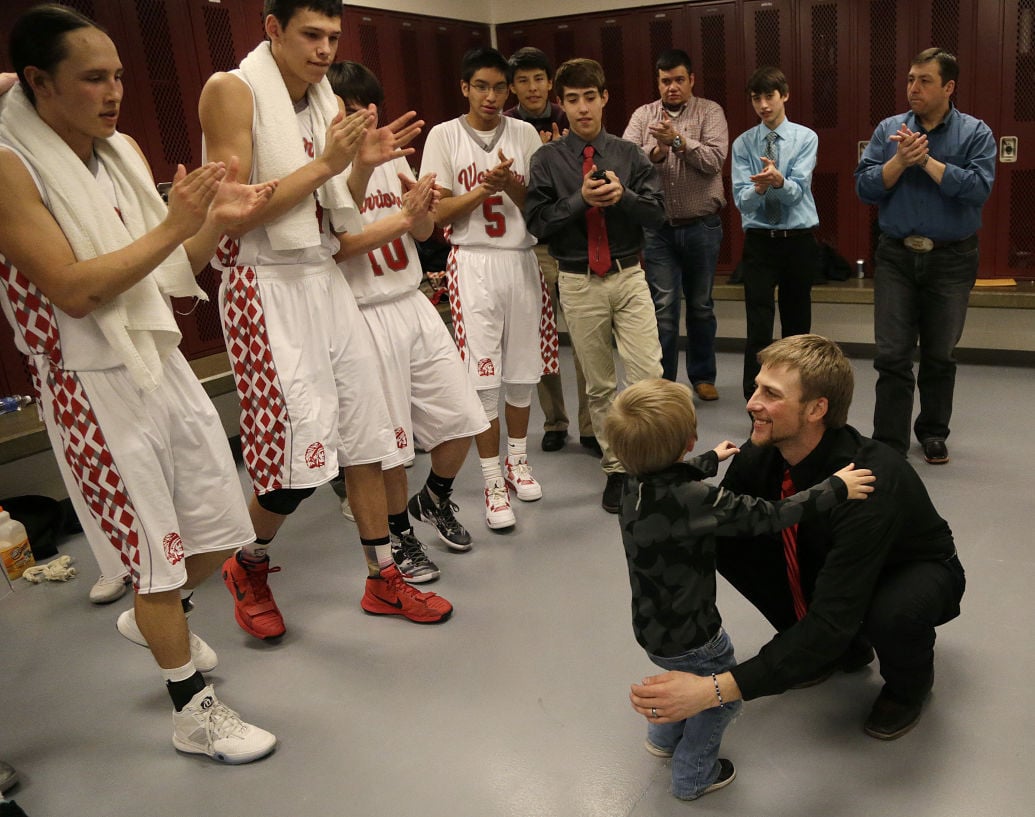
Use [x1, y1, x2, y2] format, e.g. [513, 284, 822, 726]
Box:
[667, 214, 716, 227]
[746, 228, 814, 239]
[558, 254, 641, 274]
[897, 234, 975, 253]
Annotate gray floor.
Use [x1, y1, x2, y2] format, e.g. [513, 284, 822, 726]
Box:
[1, 348, 1032, 816]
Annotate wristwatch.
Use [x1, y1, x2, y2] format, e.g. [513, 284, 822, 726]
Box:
[671, 135, 684, 151]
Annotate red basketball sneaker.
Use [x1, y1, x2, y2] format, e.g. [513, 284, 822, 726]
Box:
[222, 553, 286, 639]
[361, 564, 453, 624]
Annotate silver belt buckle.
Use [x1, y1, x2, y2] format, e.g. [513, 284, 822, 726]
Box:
[903, 235, 934, 253]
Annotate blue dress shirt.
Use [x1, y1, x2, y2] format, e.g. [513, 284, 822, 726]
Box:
[854, 105, 995, 241]
[732, 119, 819, 231]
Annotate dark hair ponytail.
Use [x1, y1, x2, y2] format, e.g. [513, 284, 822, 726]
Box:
[10, 3, 104, 104]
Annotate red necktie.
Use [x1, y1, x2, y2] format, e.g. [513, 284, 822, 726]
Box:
[582, 145, 612, 276]
[781, 467, 808, 620]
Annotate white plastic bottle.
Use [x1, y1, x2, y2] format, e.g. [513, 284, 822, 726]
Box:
[0, 506, 35, 581]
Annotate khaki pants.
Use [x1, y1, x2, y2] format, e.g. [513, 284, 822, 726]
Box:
[535, 245, 591, 435]
[557, 264, 663, 472]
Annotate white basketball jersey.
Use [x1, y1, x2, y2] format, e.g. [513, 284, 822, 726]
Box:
[209, 72, 338, 271]
[0, 146, 133, 372]
[419, 116, 541, 250]
[339, 158, 423, 305]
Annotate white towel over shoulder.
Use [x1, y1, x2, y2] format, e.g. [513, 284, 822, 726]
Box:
[0, 84, 205, 392]
[237, 41, 360, 250]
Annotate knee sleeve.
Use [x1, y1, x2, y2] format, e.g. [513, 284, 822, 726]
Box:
[479, 387, 500, 421]
[504, 382, 534, 409]
[255, 486, 316, 515]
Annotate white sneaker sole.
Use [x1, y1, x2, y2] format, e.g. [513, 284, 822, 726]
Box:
[505, 478, 543, 502]
[172, 734, 277, 765]
[486, 512, 516, 530]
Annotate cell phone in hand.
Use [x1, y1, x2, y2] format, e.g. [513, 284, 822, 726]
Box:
[590, 169, 609, 182]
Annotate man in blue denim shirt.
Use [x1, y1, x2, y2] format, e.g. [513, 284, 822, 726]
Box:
[855, 48, 995, 464]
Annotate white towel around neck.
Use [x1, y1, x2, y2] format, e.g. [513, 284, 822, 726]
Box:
[237, 41, 360, 249]
[0, 84, 206, 392]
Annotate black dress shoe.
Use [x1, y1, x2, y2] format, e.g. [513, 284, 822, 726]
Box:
[922, 439, 949, 464]
[864, 690, 924, 740]
[580, 435, 603, 457]
[541, 430, 568, 452]
[840, 637, 876, 673]
[602, 472, 624, 513]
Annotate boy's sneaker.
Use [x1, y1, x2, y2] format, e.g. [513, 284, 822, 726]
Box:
[484, 479, 516, 529]
[172, 685, 277, 764]
[700, 759, 736, 796]
[116, 608, 218, 673]
[221, 553, 285, 639]
[408, 487, 472, 551]
[504, 454, 543, 501]
[361, 564, 452, 623]
[391, 530, 441, 583]
[644, 739, 674, 758]
[340, 496, 355, 522]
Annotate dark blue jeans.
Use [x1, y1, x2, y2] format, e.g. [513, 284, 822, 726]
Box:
[643, 215, 722, 385]
[872, 234, 979, 454]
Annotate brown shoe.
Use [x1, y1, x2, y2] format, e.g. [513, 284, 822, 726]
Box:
[694, 382, 719, 401]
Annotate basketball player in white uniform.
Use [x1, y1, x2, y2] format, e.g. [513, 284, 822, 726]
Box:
[420, 47, 557, 531]
[328, 61, 488, 581]
[199, 0, 452, 629]
[0, 5, 276, 762]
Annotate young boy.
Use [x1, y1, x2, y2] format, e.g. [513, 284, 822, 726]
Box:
[327, 61, 488, 578]
[605, 378, 874, 800]
[731, 66, 820, 400]
[504, 48, 594, 456]
[420, 47, 556, 531]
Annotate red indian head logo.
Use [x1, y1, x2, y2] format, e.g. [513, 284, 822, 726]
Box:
[477, 358, 495, 377]
[395, 426, 408, 449]
[163, 532, 184, 566]
[305, 441, 326, 469]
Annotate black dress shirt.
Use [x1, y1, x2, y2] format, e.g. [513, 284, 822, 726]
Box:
[717, 425, 956, 700]
[524, 128, 665, 267]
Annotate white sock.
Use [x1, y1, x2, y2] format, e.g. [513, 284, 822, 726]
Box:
[160, 660, 198, 684]
[507, 437, 527, 460]
[480, 456, 503, 485]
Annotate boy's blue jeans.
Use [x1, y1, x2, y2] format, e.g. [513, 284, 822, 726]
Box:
[646, 627, 742, 800]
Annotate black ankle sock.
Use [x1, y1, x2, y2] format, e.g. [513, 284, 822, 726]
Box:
[388, 511, 412, 537]
[180, 593, 194, 616]
[167, 671, 207, 711]
[426, 470, 454, 502]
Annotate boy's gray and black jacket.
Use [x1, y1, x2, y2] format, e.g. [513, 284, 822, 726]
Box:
[619, 453, 846, 659]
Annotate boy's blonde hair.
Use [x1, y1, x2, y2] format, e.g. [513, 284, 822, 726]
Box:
[606, 379, 697, 476]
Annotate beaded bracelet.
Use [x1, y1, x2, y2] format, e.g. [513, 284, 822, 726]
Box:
[711, 672, 725, 708]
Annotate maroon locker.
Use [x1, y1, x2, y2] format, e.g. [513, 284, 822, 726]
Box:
[687, 2, 742, 271]
[985, 0, 1035, 279]
[796, 0, 855, 259]
[741, 0, 797, 74]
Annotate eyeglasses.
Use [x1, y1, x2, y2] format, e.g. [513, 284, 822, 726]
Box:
[469, 81, 509, 95]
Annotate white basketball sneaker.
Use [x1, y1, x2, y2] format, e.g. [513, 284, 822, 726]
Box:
[116, 608, 218, 673]
[484, 478, 516, 529]
[172, 685, 276, 764]
[504, 454, 543, 501]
